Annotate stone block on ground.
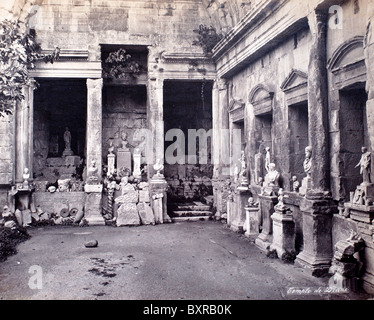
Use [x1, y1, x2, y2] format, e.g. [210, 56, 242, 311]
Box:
[116, 203, 140, 226]
[138, 202, 155, 225]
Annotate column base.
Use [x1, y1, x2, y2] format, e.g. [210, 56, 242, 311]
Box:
[295, 251, 332, 277]
[255, 233, 272, 252]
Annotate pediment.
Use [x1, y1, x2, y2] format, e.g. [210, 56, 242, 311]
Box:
[228, 98, 245, 112]
[327, 36, 365, 71]
[249, 84, 274, 106]
[280, 69, 308, 92]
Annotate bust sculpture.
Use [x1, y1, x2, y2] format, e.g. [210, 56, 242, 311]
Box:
[303, 146, 312, 178]
[292, 176, 300, 192]
[87, 160, 99, 184]
[355, 146, 371, 184]
[153, 158, 164, 176]
[119, 131, 130, 151]
[264, 163, 280, 187]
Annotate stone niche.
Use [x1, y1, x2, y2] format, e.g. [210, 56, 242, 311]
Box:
[102, 84, 147, 173]
[33, 79, 87, 185]
[163, 80, 214, 203]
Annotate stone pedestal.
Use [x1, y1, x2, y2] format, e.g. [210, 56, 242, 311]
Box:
[255, 194, 278, 251]
[295, 196, 336, 276]
[133, 152, 142, 179]
[244, 205, 260, 239]
[117, 150, 132, 173]
[107, 153, 115, 176]
[84, 189, 105, 226]
[150, 176, 171, 224]
[230, 187, 251, 233]
[270, 206, 296, 258]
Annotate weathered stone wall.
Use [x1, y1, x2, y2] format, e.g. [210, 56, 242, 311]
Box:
[26, 0, 214, 58]
[102, 85, 147, 164]
[228, 26, 311, 190]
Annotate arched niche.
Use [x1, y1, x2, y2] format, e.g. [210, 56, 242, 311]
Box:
[248, 84, 274, 116]
[327, 36, 366, 90]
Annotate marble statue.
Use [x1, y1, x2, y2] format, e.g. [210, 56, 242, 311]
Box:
[264, 163, 280, 187]
[108, 140, 115, 155]
[64, 127, 71, 150]
[87, 160, 99, 184]
[265, 147, 271, 173]
[355, 147, 371, 184]
[135, 136, 146, 156]
[292, 176, 300, 192]
[303, 146, 312, 178]
[153, 158, 164, 176]
[22, 168, 30, 188]
[119, 131, 130, 151]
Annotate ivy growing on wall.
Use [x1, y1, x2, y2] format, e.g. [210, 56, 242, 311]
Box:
[0, 20, 59, 117]
[102, 48, 141, 79]
[192, 24, 223, 56]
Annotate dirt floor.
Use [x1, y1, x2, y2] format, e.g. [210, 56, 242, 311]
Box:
[0, 220, 372, 300]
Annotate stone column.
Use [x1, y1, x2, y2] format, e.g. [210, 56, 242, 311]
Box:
[147, 78, 163, 176]
[86, 78, 103, 179]
[15, 84, 35, 184]
[307, 10, 330, 196]
[294, 10, 337, 276]
[85, 78, 105, 226]
[218, 79, 230, 178]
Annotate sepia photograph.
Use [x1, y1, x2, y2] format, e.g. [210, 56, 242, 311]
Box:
[0, 0, 373, 309]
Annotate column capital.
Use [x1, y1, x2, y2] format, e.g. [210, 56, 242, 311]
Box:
[214, 78, 228, 91]
[86, 78, 103, 90]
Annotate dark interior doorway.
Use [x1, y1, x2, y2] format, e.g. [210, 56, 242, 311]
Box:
[163, 80, 213, 203]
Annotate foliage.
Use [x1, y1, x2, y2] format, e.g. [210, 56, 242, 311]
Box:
[192, 24, 223, 56]
[0, 20, 59, 117]
[103, 48, 141, 79]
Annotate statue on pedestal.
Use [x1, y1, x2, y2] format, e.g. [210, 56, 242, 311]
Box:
[263, 163, 280, 188]
[303, 146, 312, 178]
[291, 176, 300, 192]
[153, 158, 164, 177]
[265, 147, 271, 173]
[86, 160, 99, 184]
[119, 131, 130, 152]
[63, 127, 73, 156]
[355, 146, 371, 185]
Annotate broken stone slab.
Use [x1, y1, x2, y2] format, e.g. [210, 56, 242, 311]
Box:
[4, 220, 16, 229]
[116, 203, 140, 227]
[22, 209, 32, 227]
[14, 209, 22, 225]
[84, 240, 98, 248]
[31, 211, 40, 222]
[138, 202, 155, 225]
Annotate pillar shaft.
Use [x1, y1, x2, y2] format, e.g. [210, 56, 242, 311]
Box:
[147, 78, 163, 176]
[15, 84, 34, 183]
[307, 11, 330, 195]
[86, 78, 103, 180]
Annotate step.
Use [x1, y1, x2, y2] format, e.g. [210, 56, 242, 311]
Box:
[171, 216, 211, 222]
[171, 210, 213, 217]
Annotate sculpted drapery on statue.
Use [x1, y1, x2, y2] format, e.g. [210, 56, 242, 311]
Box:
[355, 147, 372, 184]
[64, 127, 71, 151]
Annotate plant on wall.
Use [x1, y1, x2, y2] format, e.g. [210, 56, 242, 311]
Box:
[0, 20, 59, 117]
[102, 48, 141, 79]
[192, 24, 223, 56]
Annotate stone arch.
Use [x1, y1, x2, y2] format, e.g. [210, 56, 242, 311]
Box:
[327, 36, 365, 71]
[248, 84, 274, 116]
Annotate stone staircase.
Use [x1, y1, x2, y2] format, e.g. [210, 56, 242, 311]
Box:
[168, 200, 214, 222]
